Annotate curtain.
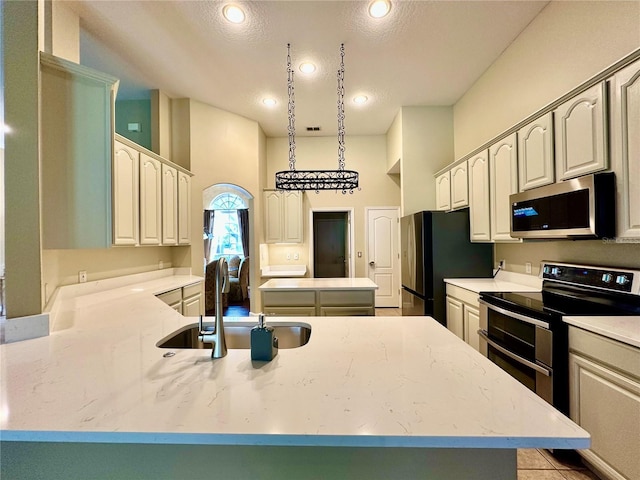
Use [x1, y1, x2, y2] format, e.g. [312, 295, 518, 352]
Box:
[237, 208, 250, 258]
[203, 209, 215, 265]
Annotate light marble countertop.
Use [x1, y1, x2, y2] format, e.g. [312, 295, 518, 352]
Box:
[259, 277, 378, 290]
[261, 265, 307, 278]
[0, 273, 588, 449]
[564, 316, 640, 348]
[444, 271, 542, 294]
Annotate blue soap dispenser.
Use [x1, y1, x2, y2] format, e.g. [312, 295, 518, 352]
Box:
[251, 314, 278, 361]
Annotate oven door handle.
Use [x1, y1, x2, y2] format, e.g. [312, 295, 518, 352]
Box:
[478, 299, 550, 329]
[477, 330, 551, 377]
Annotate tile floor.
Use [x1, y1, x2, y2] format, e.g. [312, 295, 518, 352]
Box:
[517, 449, 599, 480]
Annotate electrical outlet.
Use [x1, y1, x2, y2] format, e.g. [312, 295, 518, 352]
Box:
[499, 259, 505, 269]
[525, 262, 532, 274]
[286, 253, 291, 260]
[78, 271, 87, 283]
[159, 260, 163, 270]
[294, 252, 299, 260]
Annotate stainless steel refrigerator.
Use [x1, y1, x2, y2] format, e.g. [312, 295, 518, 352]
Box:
[401, 209, 493, 325]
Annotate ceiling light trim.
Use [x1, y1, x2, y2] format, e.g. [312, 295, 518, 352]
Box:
[222, 4, 245, 24]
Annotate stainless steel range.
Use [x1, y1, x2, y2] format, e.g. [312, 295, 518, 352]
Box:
[478, 262, 640, 415]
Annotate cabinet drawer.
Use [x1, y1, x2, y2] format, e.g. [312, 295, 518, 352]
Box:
[319, 290, 374, 306]
[445, 284, 479, 307]
[320, 306, 374, 316]
[262, 290, 316, 307]
[264, 306, 317, 316]
[569, 327, 640, 380]
[182, 282, 202, 299]
[156, 288, 182, 306]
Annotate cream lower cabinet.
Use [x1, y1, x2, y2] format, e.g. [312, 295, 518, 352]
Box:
[489, 133, 520, 243]
[262, 289, 375, 316]
[554, 82, 608, 181]
[610, 59, 640, 239]
[156, 282, 203, 316]
[569, 327, 640, 480]
[467, 151, 491, 242]
[445, 284, 481, 352]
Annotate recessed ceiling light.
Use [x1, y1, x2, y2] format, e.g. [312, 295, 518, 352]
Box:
[299, 62, 316, 74]
[223, 4, 245, 23]
[368, 0, 391, 18]
[353, 95, 369, 104]
[262, 98, 277, 107]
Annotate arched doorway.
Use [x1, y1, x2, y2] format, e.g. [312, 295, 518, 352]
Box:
[203, 184, 253, 315]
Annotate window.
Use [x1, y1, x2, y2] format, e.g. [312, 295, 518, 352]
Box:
[208, 193, 246, 260]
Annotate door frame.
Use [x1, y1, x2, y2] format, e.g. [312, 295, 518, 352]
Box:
[365, 206, 401, 307]
[308, 207, 355, 278]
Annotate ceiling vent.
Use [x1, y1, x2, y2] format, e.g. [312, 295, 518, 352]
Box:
[306, 126, 321, 132]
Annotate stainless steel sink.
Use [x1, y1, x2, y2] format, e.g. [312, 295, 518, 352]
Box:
[156, 321, 312, 350]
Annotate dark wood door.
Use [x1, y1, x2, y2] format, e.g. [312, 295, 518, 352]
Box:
[313, 212, 347, 278]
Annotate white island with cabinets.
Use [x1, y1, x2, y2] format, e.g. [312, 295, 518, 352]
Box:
[0, 272, 588, 479]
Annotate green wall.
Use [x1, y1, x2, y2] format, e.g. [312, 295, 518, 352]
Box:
[115, 99, 152, 150]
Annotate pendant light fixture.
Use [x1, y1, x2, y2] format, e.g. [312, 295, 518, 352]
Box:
[275, 44, 359, 194]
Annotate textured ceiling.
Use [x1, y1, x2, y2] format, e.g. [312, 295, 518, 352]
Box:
[69, 1, 549, 137]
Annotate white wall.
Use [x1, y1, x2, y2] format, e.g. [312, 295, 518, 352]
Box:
[266, 135, 400, 278]
[452, 0, 640, 274]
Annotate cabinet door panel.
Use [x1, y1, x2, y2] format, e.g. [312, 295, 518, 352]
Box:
[264, 191, 283, 243]
[450, 163, 469, 210]
[435, 171, 451, 211]
[467, 152, 491, 242]
[139, 154, 162, 245]
[570, 353, 640, 480]
[518, 112, 554, 191]
[113, 141, 139, 245]
[183, 295, 202, 317]
[446, 296, 464, 339]
[178, 171, 191, 245]
[555, 82, 608, 180]
[489, 134, 520, 243]
[611, 60, 640, 238]
[464, 305, 480, 352]
[162, 164, 178, 245]
[283, 191, 303, 243]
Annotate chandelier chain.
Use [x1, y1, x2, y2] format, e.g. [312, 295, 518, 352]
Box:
[337, 43, 346, 171]
[287, 43, 297, 171]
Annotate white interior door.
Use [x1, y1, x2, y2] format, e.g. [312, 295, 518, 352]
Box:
[367, 207, 400, 308]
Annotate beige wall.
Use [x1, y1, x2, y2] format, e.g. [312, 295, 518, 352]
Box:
[266, 135, 400, 278]
[187, 99, 266, 310]
[452, 0, 640, 274]
[399, 106, 454, 216]
[453, 1, 640, 159]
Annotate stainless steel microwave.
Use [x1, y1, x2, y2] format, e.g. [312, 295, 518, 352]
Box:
[510, 172, 615, 239]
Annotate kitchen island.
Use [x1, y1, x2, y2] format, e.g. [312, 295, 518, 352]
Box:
[0, 273, 588, 479]
[260, 277, 378, 316]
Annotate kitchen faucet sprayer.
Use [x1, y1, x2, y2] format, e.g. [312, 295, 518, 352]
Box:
[198, 257, 230, 358]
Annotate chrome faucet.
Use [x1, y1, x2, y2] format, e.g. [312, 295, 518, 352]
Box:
[198, 257, 230, 358]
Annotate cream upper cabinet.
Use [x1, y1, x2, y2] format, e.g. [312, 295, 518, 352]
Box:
[177, 171, 192, 245]
[450, 163, 469, 210]
[611, 59, 640, 239]
[489, 133, 520, 243]
[467, 151, 491, 242]
[554, 82, 608, 181]
[113, 141, 139, 246]
[517, 112, 554, 191]
[282, 191, 303, 243]
[264, 190, 303, 243]
[435, 171, 451, 211]
[40, 54, 118, 249]
[139, 153, 162, 245]
[162, 164, 179, 245]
